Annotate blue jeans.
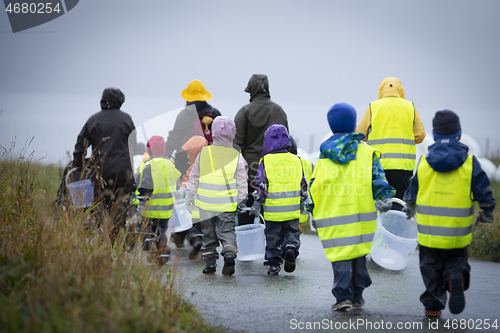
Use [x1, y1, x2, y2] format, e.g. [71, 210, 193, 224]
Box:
[331, 256, 372, 303]
[264, 219, 301, 265]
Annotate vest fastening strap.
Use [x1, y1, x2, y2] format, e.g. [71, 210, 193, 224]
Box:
[418, 224, 473, 237]
[368, 138, 415, 145]
[314, 211, 378, 229]
[321, 233, 375, 248]
[417, 205, 475, 218]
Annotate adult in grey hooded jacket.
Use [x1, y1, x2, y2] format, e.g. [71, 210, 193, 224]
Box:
[234, 74, 288, 225]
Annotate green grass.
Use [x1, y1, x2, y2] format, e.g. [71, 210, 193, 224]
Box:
[0, 142, 222, 333]
[469, 180, 500, 262]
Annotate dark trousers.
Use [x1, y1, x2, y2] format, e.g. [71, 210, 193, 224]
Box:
[419, 245, 471, 311]
[385, 169, 413, 210]
[143, 218, 170, 255]
[331, 256, 372, 303]
[264, 219, 301, 265]
[237, 183, 255, 226]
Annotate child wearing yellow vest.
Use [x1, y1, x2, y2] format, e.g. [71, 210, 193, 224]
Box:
[185, 117, 248, 276]
[308, 103, 395, 311]
[250, 124, 308, 275]
[138, 135, 181, 265]
[404, 110, 496, 317]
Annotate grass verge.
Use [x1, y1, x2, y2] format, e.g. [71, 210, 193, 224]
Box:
[0, 143, 222, 333]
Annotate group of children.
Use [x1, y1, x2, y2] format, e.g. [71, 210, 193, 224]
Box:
[136, 105, 496, 318]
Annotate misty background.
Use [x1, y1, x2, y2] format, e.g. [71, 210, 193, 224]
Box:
[1, 0, 500, 170]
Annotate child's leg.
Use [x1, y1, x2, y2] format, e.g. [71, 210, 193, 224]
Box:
[419, 245, 447, 311]
[443, 247, 469, 314]
[351, 256, 372, 301]
[199, 213, 219, 272]
[264, 220, 283, 265]
[214, 211, 238, 258]
[157, 219, 170, 264]
[280, 219, 301, 257]
[331, 260, 354, 303]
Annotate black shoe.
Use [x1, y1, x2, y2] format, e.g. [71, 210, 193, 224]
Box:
[189, 241, 203, 260]
[283, 249, 296, 273]
[449, 274, 466, 314]
[203, 263, 216, 274]
[352, 295, 365, 309]
[222, 255, 236, 276]
[158, 253, 170, 265]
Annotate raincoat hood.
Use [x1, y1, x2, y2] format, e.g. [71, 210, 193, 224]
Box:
[100, 88, 125, 110]
[182, 135, 208, 164]
[245, 74, 271, 102]
[262, 124, 290, 156]
[378, 77, 405, 99]
[319, 132, 366, 164]
[212, 116, 236, 146]
[146, 135, 166, 157]
[425, 138, 469, 172]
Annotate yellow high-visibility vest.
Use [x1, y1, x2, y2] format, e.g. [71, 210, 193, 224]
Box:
[416, 155, 475, 249]
[310, 143, 378, 262]
[195, 146, 240, 212]
[368, 97, 416, 171]
[299, 157, 313, 224]
[263, 153, 303, 222]
[142, 158, 180, 219]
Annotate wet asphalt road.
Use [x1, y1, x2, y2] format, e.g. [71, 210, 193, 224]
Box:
[162, 233, 500, 333]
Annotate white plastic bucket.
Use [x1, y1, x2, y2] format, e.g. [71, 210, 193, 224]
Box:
[170, 199, 193, 232]
[235, 224, 266, 261]
[67, 179, 93, 209]
[370, 198, 418, 270]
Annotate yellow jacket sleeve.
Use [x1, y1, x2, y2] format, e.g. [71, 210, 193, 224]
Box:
[413, 107, 426, 144]
[356, 106, 372, 142]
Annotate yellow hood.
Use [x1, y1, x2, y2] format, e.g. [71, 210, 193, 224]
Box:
[378, 77, 405, 99]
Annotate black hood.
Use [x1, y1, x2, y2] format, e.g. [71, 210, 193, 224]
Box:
[245, 74, 271, 102]
[100, 88, 125, 110]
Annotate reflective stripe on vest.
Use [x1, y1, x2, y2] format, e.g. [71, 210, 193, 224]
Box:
[195, 146, 239, 212]
[310, 143, 377, 262]
[262, 153, 303, 222]
[299, 157, 313, 223]
[142, 158, 178, 219]
[368, 98, 416, 171]
[416, 155, 474, 249]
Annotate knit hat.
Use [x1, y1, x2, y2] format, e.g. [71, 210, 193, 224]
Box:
[181, 79, 213, 102]
[432, 110, 461, 140]
[327, 103, 357, 134]
[146, 136, 166, 157]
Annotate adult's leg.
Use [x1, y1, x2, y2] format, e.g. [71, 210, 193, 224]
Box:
[384, 169, 413, 210]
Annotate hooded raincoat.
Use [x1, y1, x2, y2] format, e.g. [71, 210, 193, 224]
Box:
[73, 88, 137, 188]
[234, 74, 289, 183]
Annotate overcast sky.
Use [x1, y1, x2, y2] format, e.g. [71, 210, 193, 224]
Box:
[1, 0, 500, 166]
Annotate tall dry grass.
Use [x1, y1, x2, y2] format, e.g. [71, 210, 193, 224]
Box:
[0, 142, 220, 333]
